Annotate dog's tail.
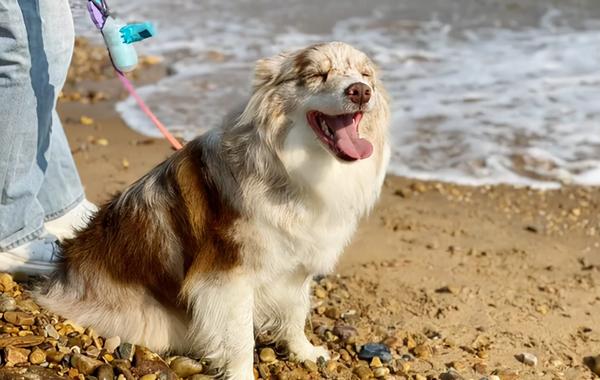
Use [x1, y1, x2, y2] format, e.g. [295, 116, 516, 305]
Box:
[34, 267, 190, 354]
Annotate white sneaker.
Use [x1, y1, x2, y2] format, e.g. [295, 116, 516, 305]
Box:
[0, 233, 59, 276]
[45, 199, 98, 240]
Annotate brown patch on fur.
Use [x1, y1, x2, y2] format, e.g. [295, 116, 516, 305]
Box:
[176, 141, 241, 274]
[53, 139, 241, 308]
[293, 49, 313, 75]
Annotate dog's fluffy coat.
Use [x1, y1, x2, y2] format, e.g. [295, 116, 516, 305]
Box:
[37, 42, 390, 379]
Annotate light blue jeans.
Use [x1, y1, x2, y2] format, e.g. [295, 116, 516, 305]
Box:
[0, 0, 83, 250]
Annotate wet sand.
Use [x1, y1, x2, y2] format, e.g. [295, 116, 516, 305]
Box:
[0, 39, 599, 379]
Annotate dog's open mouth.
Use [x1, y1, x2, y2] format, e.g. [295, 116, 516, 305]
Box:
[306, 111, 373, 161]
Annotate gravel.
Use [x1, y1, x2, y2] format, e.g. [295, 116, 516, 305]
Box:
[0, 271, 591, 379]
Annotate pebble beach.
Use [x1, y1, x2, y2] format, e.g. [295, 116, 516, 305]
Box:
[0, 39, 599, 380]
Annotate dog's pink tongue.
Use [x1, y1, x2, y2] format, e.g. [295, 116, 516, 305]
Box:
[322, 114, 373, 160]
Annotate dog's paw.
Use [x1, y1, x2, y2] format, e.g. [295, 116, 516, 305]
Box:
[290, 344, 330, 362]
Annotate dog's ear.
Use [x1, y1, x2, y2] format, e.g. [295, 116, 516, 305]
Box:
[253, 52, 290, 88]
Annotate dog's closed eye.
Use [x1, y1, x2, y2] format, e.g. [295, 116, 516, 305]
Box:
[305, 71, 329, 82]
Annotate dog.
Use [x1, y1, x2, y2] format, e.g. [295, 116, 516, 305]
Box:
[36, 41, 390, 379]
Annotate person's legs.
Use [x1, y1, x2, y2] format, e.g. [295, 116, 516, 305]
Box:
[35, 0, 85, 222]
[0, 0, 87, 273]
[0, 0, 50, 250]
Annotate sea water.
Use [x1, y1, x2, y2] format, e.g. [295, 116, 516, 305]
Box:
[71, 0, 600, 188]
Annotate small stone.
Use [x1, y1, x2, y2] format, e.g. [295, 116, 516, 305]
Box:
[5, 347, 30, 364]
[474, 362, 488, 374]
[391, 359, 411, 375]
[260, 347, 277, 363]
[63, 320, 85, 334]
[440, 369, 465, 380]
[525, 225, 539, 233]
[340, 349, 351, 362]
[436, 285, 460, 294]
[68, 368, 80, 378]
[354, 365, 373, 380]
[404, 336, 417, 349]
[140, 55, 163, 65]
[314, 288, 327, 299]
[45, 350, 66, 363]
[86, 345, 101, 358]
[97, 364, 115, 380]
[169, 356, 203, 378]
[96, 138, 109, 146]
[341, 309, 360, 323]
[104, 336, 121, 353]
[118, 343, 135, 361]
[0, 273, 15, 292]
[0, 367, 66, 379]
[333, 324, 358, 343]
[114, 360, 135, 380]
[0, 335, 45, 348]
[516, 352, 538, 366]
[140, 375, 158, 380]
[257, 364, 270, 379]
[44, 324, 60, 339]
[3, 311, 35, 325]
[132, 348, 175, 380]
[477, 350, 489, 359]
[413, 344, 432, 359]
[415, 375, 427, 380]
[80, 115, 94, 125]
[188, 376, 213, 380]
[326, 361, 337, 373]
[71, 353, 103, 375]
[302, 360, 318, 372]
[548, 357, 563, 368]
[0, 294, 16, 312]
[488, 376, 501, 380]
[28, 348, 46, 364]
[588, 355, 600, 375]
[16, 299, 39, 313]
[358, 343, 392, 363]
[373, 367, 390, 378]
[324, 307, 341, 319]
[370, 356, 383, 368]
[449, 361, 466, 371]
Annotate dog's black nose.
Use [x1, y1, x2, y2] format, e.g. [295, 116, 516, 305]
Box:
[345, 82, 371, 106]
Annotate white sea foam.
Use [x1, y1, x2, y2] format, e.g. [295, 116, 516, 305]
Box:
[74, 0, 600, 188]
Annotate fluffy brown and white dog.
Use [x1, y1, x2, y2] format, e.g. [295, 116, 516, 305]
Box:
[36, 41, 390, 379]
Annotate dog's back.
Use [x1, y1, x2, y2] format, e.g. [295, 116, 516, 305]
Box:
[36, 135, 235, 354]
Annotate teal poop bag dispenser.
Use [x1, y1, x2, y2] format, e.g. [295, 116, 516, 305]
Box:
[101, 16, 156, 72]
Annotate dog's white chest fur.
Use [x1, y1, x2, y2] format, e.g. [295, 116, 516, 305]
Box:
[244, 123, 390, 277]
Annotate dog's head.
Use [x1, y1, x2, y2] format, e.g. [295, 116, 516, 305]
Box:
[237, 42, 388, 166]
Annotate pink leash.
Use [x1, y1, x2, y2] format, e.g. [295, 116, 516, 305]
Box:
[88, 0, 183, 151]
[115, 70, 184, 150]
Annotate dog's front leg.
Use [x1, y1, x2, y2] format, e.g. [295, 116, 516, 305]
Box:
[256, 270, 330, 362]
[186, 275, 255, 380]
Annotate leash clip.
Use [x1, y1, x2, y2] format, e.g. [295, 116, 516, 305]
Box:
[87, 0, 109, 30]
